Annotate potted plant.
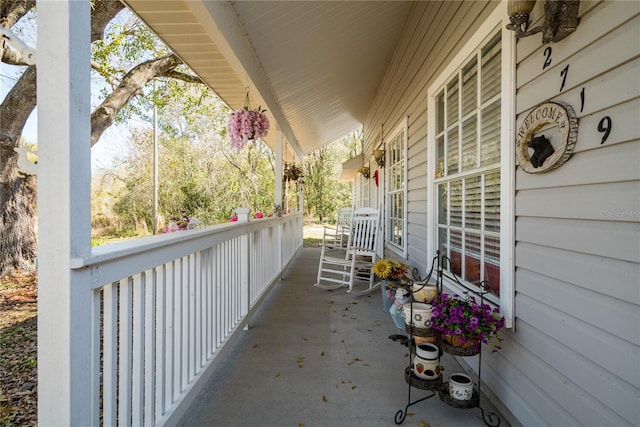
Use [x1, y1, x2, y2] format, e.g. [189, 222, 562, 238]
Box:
[372, 258, 410, 284]
[431, 292, 505, 353]
[283, 163, 303, 181]
[372, 258, 410, 315]
[226, 106, 269, 151]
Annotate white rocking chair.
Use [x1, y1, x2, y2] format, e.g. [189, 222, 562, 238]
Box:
[317, 207, 353, 254]
[314, 207, 381, 295]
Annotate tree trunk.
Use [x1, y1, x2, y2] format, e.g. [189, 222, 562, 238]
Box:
[0, 64, 38, 275]
[0, 150, 37, 273]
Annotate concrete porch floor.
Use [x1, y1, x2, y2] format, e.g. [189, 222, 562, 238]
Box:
[179, 248, 511, 427]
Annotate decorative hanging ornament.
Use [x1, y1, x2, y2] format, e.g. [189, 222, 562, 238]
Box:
[227, 88, 270, 151]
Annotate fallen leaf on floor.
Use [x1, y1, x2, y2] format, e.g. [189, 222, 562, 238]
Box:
[321, 351, 325, 356]
[351, 302, 357, 305]
[322, 395, 327, 402]
[332, 329, 337, 333]
[418, 421, 430, 427]
[298, 364, 303, 368]
[252, 344, 258, 348]
[275, 372, 280, 377]
[302, 337, 308, 341]
[299, 424, 305, 427]
[351, 385, 357, 390]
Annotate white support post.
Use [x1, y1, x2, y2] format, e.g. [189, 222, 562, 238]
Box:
[37, 0, 93, 424]
[275, 131, 283, 214]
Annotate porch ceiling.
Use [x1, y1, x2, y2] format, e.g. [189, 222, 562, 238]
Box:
[121, 0, 413, 159]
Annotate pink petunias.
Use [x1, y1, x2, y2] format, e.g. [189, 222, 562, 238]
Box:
[227, 108, 270, 151]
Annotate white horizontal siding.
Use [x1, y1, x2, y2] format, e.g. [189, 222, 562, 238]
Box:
[516, 1, 640, 89]
[508, 310, 637, 426]
[511, 1, 640, 426]
[516, 242, 640, 305]
[517, 216, 639, 262]
[366, 0, 639, 425]
[516, 180, 640, 222]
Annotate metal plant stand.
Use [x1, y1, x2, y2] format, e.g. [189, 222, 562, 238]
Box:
[394, 251, 501, 426]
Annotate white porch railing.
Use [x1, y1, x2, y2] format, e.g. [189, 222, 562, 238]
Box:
[77, 213, 302, 426]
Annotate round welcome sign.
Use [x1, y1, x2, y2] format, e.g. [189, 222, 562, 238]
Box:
[515, 100, 578, 173]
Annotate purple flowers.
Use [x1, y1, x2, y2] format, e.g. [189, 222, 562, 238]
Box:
[227, 107, 270, 151]
[431, 292, 506, 352]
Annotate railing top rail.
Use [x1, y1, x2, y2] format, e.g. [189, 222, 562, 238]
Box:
[73, 214, 302, 287]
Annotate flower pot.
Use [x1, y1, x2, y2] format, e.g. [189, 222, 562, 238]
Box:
[381, 286, 393, 313]
[412, 354, 441, 380]
[412, 283, 438, 303]
[441, 335, 480, 356]
[403, 303, 432, 329]
[415, 343, 439, 360]
[448, 373, 474, 401]
[445, 335, 477, 348]
[414, 335, 437, 345]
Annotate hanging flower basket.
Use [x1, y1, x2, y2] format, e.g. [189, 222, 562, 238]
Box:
[226, 107, 269, 150]
[226, 105, 269, 151]
[284, 163, 303, 181]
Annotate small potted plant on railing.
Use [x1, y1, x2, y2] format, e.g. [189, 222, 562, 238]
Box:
[160, 209, 202, 233]
[431, 292, 505, 354]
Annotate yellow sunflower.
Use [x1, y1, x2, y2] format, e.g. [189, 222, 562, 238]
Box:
[372, 259, 392, 279]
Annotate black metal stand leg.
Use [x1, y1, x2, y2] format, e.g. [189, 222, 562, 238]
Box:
[394, 392, 435, 425]
[480, 406, 501, 427]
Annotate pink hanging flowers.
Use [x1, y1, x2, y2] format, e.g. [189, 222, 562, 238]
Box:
[226, 106, 270, 151]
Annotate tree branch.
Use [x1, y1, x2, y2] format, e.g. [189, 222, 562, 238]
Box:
[91, 0, 126, 42]
[158, 69, 203, 84]
[0, 65, 35, 145]
[0, 0, 35, 28]
[90, 53, 183, 146]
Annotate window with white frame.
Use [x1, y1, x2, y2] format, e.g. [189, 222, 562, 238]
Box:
[385, 119, 407, 254]
[428, 5, 514, 322]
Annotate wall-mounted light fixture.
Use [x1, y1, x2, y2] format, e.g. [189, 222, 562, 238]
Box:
[358, 166, 370, 179]
[373, 149, 385, 168]
[506, 0, 580, 44]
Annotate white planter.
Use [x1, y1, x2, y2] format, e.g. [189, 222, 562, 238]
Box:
[403, 302, 432, 329]
[412, 354, 441, 380]
[448, 373, 474, 401]
[412, 283, 438, 303]
[415, 342, 439, 360]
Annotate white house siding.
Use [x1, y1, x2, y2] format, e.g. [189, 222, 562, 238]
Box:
[365, 0, 640, 426]
[511, 0, 640, 425]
